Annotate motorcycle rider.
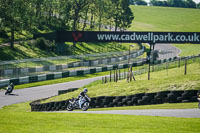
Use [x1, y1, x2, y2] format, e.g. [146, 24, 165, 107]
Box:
[78, 88, 90, 109]
[5, 83, 14, 95]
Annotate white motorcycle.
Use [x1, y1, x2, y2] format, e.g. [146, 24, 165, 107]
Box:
[67, 96, 91, 111]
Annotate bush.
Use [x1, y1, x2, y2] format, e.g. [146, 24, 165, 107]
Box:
[35, 37, 55, 50]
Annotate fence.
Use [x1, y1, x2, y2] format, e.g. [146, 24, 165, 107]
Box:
[102, 54, 200, 84]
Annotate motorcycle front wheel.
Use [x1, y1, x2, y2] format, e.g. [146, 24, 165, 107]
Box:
[67, 103, 74, 111]
[82, 102, 89, 111]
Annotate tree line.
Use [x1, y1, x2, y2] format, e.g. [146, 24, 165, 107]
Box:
[0, 0, 134, 48]
[130, 0, 200, 9]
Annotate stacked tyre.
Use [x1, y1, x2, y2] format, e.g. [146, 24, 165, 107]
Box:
[138, 93, 156, 105]
[177, 90, 198, 103]
[155, 91, 170, 104]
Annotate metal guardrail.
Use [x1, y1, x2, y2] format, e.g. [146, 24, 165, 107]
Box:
[0, 47, 145, 79]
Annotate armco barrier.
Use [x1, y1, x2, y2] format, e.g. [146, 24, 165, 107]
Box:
[0, 59, 146, 88]
[1, 54, 199, 88]
[30, 89, 200, 112]
[0, 48, 144, 77]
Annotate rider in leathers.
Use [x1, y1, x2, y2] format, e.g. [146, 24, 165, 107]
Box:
[78, 88, 89, 109]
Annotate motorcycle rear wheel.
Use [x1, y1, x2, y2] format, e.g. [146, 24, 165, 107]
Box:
[67, 103, 73, 111]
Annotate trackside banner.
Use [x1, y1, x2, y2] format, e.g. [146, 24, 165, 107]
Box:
[34, 31, 200, 44]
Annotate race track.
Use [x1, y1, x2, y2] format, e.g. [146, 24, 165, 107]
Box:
[1, 43, 196, 118]
[0, 76, 101, 108]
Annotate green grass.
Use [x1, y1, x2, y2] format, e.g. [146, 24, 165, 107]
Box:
[0, 102, 200, 133]
[0, 42, 57, 61]
[43, 62, 200, 103]
[172, 44, 200, 57]
[130, 5, 200, 32]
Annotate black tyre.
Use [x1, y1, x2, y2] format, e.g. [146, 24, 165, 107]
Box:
[142, 96, 151, 101]
[184, 90, 198, 96]
[170, 91, 184, 97]
[67, 103, 73, 111]
[165, 94, 177, 103]
[134, 93, 145, 98]
[127, 101, 134, 106]
[82, 102, 90, 111]
[145, 93, 156, 99]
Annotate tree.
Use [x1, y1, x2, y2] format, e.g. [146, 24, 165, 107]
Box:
[185, 0, 196, 8]
[0, 0, 32, 49]
[71, 0, 90, 31]
[197, 2, 200, 8]
[167, 0, 187, 8]
[120, 0, 134, 30]
[135, 0, 148, 5]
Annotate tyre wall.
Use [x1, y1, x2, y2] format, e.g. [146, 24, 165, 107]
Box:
[30, 89, 200, 112]
[58, 88, 78, 95]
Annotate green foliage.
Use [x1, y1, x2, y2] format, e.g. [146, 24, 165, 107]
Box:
[35, 38, 55, 50]
[150, 0, 197, 8]
[130, 0, 148, 5]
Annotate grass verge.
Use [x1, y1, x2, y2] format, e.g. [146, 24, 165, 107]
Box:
[0, 102, 199, 133]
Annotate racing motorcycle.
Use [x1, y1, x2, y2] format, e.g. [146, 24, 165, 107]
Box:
[67, 96, 91, 111]
[5, 83, 14, 95]
[197, 94, 200, 109]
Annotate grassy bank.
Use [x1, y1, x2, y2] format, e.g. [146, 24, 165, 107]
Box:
[172, 44, 200, 57]
[130, 5, 200, 32]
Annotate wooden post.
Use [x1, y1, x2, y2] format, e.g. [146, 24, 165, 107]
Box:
[148, 62, 151, 80]
[132, 66, 136, 81]
[184, 59, 187, 75]
[119, 69, 121, 80]
[178, 58, 180, 68]
[116, 69, 118, 82]
[166, 62, 168, 76]
[114, 69, 116, 82]
[130, 66, 132, 82]
[110, 70, 112, 82]
[124, 69, 126, 79]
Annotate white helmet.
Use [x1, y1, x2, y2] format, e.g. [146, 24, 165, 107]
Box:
[83, 88, 88, 93]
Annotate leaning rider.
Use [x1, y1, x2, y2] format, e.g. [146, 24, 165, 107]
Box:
[78, 88, 89, 109]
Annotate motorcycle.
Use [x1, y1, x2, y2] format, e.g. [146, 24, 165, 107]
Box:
[67, 96, 91, 111]
[197, 94, 200, 109]
[5, 83, 14, 95]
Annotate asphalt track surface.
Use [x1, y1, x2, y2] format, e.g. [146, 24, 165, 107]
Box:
[0, 76, 102, 108]
[57, 109, 200, 118]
